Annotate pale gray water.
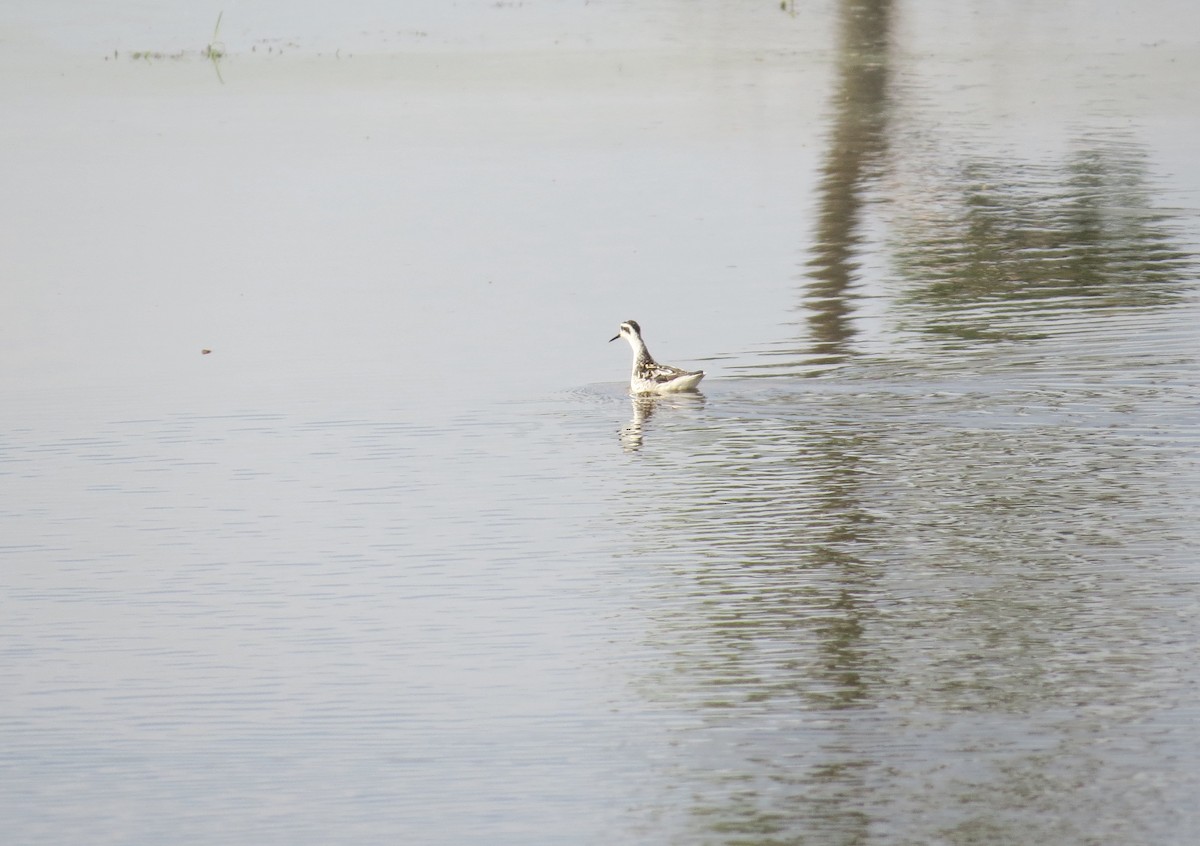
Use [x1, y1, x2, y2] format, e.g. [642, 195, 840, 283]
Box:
[3, 1, 1200, 844]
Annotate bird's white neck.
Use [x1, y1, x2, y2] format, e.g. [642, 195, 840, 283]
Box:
[625, 333, 652, 363]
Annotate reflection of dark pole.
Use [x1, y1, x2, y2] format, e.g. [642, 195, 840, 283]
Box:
[805, 0, 893, 365]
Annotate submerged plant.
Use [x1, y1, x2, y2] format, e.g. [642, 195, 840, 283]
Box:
[121, 10, 226, 82]
[202, 11, 225, 60]
[202, 11, 226, 83]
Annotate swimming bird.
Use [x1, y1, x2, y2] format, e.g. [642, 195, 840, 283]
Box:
[610, 319, 705, 395]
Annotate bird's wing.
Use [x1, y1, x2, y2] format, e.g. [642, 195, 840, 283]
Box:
[640, 362, 695, 382]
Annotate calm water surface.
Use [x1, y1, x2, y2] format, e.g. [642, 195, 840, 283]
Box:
[3, 0, 1200, 844]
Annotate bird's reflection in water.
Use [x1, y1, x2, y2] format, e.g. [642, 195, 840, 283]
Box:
[619, 391, 706, 452]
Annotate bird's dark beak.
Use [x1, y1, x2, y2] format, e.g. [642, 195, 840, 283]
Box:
[609, 334, 620, 342]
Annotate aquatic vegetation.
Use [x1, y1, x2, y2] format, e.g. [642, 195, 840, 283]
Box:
[113, 12, 316, 73]
[127, 49, 186, 61]
[203, 11, 225, 83]
[201, 11, 225, 61]
[116, 12, 226, 81]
